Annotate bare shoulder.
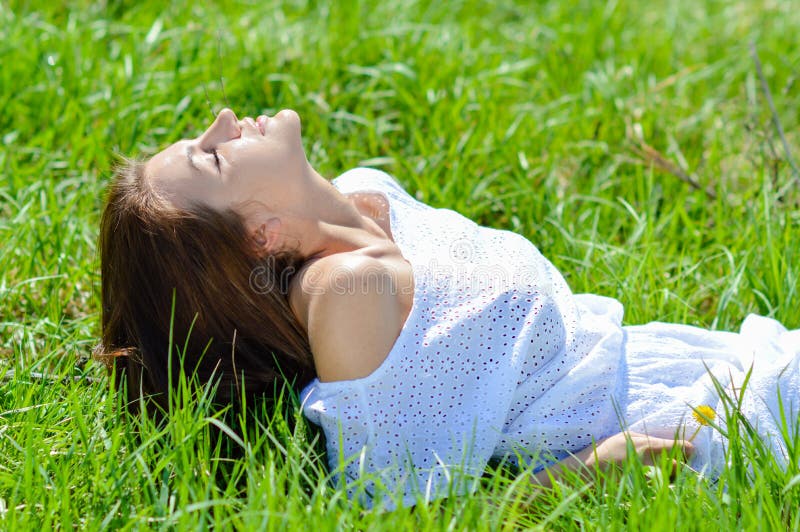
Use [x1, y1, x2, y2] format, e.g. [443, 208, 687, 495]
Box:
[291, 253, 407, 382]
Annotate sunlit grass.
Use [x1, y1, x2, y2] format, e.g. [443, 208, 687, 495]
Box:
[1, 0, 798, 528]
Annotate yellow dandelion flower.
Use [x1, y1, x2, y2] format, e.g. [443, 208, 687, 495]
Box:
[692, 405, 716, 426]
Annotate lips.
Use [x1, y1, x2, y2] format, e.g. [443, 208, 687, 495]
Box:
[256, 115, 267, 135]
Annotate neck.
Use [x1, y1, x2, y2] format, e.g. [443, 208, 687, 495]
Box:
[293, 167, 389, 259]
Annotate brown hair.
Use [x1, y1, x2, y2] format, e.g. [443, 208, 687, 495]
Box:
[96, 159, 315, 415]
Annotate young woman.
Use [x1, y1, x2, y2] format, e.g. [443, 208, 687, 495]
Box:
[97, 108, 799, 508]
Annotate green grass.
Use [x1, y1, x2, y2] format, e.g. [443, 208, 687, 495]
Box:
[1, 0, 799, 528]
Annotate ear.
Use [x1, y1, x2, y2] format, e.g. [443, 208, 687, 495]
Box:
[251, 217, 283, 253]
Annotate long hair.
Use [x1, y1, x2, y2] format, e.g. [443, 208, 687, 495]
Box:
[95, 159, 315, 415]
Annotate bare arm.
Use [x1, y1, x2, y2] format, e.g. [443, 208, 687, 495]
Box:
[298, 254, 405, 382]
[532, 432, 696, 488]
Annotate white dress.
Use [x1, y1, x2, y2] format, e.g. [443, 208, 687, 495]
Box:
[300, 168, 800, 508]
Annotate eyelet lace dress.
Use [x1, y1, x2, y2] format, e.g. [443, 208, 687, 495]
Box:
[301, 168, 800, 508]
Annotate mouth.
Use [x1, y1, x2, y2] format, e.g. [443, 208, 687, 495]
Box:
[256, 115, 267, 135]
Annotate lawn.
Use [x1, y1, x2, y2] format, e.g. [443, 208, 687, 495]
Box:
[1, 0, 799, 528]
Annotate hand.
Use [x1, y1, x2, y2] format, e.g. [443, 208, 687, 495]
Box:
[579, 431, 695, 470]
[532, 431, 695, 488]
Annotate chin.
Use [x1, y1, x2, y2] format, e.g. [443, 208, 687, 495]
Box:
[276, 109, 301, 124]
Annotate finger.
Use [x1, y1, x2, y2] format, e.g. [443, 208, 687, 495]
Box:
[641, 437, 687, 464]
[681, 439, 696, 458]
[666, 439, 695, 467]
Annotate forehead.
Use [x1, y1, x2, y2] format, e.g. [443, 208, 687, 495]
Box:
[144, 140, 201, 205]
[145, 140, 192, 181]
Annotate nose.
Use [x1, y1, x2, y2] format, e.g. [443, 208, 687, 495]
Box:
[198, 108, 240, 150]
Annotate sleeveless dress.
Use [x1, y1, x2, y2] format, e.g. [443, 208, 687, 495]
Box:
[300, 168, 800, 508]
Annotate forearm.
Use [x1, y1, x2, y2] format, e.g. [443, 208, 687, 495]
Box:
[531, 446, 596, 489]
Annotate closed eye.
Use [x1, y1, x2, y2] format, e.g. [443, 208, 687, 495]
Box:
[210, 148, 221, 171]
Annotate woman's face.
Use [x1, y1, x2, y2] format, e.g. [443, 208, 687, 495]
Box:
[145, 108, 310, 216]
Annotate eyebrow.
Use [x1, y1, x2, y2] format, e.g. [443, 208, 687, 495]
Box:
[185, 145, 201, 174]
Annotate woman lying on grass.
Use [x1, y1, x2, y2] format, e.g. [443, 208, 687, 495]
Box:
[97, 108, 799, 508]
